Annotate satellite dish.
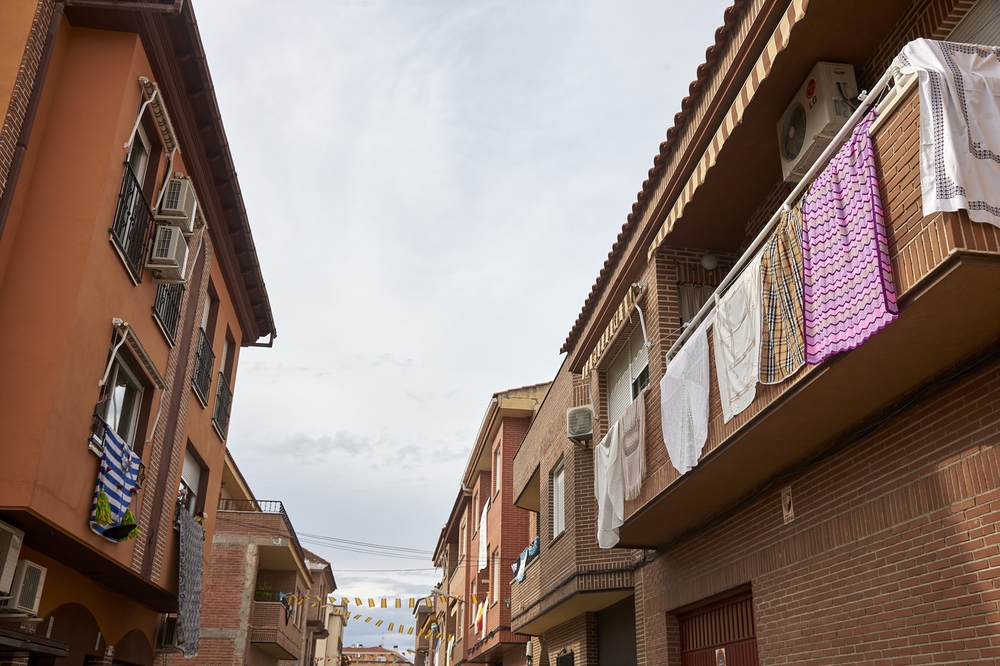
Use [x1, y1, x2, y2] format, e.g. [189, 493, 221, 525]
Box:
[781, 102, 807, 161]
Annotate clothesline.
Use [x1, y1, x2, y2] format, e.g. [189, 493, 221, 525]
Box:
[661, 64, 899, 366]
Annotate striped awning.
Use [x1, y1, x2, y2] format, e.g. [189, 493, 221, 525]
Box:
[582, 283, 643, 376]
[648, 0, 810, 259]
[139, 76, 180, 154]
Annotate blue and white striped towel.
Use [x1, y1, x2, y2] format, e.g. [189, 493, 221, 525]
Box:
[90, 425, 141, 541]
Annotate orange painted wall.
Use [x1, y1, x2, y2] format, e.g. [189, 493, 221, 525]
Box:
[0, 0, 37, 124]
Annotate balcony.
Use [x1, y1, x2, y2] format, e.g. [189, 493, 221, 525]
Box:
[216, 498, 306, 566]
[617, 84, 1000, 548]
[249, 599, 302, 660]
[110, 161, 153, 283]
[152, 283, 185, 345]
[212, 372, 233, 439]
[191, 328, 214, 405]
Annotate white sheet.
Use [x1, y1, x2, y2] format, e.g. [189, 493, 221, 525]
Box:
[619, 393, 646, 501]
[477, 496, 490, 571]
[897, 39, 1000, 226]
[660, 316, 712, 475]
[713, 253, 763, 422]
[594, 422, 623, 549]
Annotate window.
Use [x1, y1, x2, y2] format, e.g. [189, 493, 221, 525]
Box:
[551, 460, 565, 538]
[212, 329, 236, 439]
[102, 357, 144, 446]
[679, 284, 716, 328]
[111, 121, 160, 282]
[605, 327, 649, 427]
[178, 447, 205, 515]
[495, 447, 502, 494]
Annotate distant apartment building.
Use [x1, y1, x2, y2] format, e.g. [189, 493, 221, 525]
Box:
[315, 601, 351, 666]
[426, 384, 549, 666]
[513, 1, 1000, 665]
[0, 0, 274, 662]
[347, 645, 412, 665]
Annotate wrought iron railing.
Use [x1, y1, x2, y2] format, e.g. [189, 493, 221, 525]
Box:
[110, 161, 153, 282]
[218, 498, 303, 561]
[212, 372, 233, 438]
[192, 328, 214, 403]
[153, 283, 185, 345]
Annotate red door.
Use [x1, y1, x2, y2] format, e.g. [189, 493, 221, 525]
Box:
[679, 593, 757, 666]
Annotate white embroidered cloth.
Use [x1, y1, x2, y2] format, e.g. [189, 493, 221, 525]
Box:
[477, 497, 490, 571]
[660, 316, 712, 475]
[619, 393, 646, 501]
[897, 39, 1000, 226]
[713, 253, 763, 422]
[594, 423, 623, 549]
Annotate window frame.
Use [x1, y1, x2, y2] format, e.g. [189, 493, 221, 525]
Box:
[604, 326, 650, 427]
[551, 459, 565, 539]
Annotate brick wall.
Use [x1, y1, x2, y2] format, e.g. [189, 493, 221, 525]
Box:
[0, 0, 53, 205]
[636, 350, 1000, 665]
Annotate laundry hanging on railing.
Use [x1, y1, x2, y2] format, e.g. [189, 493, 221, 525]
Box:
[511, 536, 540, 583]
[759, 199, 806, 384]
[619, 392, 646, 501]
[478, 497, 490, 571]
[90, 425, 141, 542]
[660, 316, 712, 475]
[897, 39, 1000, 228]
[801, 108, 897, 365]
[177, 506, 204, 658]
[594, 423, 623, 549]
[713, 253, 763, 422]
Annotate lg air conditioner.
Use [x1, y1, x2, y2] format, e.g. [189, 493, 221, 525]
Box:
[155, 178, 198, 235]
[147, 225, 189, 283]
[155, 614, 182, 652]
[566, 405, 594, 443]
[0, 520, 24, 595]
[777, 62, 858, 182]
[0, 560, 45, 615]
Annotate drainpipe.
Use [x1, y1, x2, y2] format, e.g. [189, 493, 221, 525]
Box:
[0, 1, 65, 245]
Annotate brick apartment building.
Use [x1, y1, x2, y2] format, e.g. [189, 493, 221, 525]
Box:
[163, 449, 335, 666]
[512, 0, 1000, 665]
[346, 646, 411, 665]
[0, 0, 275, 662]
[427, 384, 550, 666]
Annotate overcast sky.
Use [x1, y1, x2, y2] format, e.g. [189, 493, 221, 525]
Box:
[195, 0, 732, 650]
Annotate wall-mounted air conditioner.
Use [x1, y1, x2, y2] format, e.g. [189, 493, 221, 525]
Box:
[0, 560, 45, 615]
[147, 225, 189, 283]
[155, 614, 182, 652]
[777, 62, 858, 182]
[156, 178, 198, 235]
[566, 405, 594, 443]
[0, 520, 24, 595]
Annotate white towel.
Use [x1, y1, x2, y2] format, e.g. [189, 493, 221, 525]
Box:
[477, 497, 490, 571]
[594, 422, 623, 549]
[619, 393, 646, 501]
[897, 39, 1000, 227]
[713, 253, 763, 422]
[660, 316, 712, 475]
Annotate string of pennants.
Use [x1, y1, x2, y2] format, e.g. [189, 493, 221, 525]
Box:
[282, 593, 476, 638]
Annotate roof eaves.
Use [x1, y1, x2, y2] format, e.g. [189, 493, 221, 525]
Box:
[560, 0, 747, 355]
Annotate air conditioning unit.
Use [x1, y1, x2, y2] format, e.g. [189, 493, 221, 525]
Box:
[0, 520, 24, 595]
[156, 178, 198, 235]
[777, 62, 858, 182]
[0, 560, 45, 615]
[566, 405, 594, 442]
[147, 225, 189, 283]
[155, 614, 182, 652]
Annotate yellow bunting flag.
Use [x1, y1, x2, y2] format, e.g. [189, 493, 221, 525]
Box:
[355, 598, 363, 607]
[472, 594, 478, 605]
[364, 617, 372, 623]
[440, 596, 448, 604]
[343, 598, 350, 606]
[381, 599, 387, 608]
[388, 623, 394, 631]
[408, 628, 414, 635]
[398, 625, 405, 634]
[368, 598, 375, 608]
[375, 620, 383, 627]
[395, 599, 402, 608]
[353, 614, 361, 620]
[408, 598, 415, 608]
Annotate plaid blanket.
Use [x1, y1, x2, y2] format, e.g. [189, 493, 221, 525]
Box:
[759, 200, 806, 384]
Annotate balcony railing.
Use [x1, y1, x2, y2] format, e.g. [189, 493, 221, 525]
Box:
[212, 372, 233, 438]
[192, 328, 214, 404]
[217, 498, 303, 561]
[249, 600, 302, 660]
[110, 161, 153, 283]
[153, 283, 185, 345]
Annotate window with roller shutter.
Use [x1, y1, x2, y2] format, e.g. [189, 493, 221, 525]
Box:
[604, 326, 649, 428]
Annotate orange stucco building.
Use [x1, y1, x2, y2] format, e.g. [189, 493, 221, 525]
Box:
[0, 0, 274, 663]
